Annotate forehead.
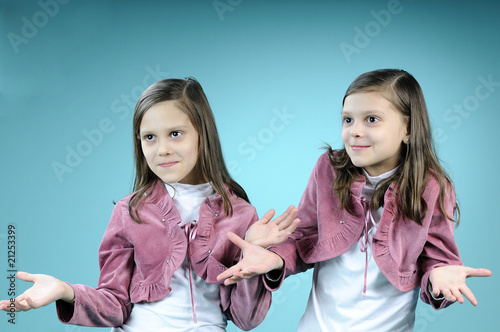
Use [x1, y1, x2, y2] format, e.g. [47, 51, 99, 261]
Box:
[140, 100, 193, 129]
[342, 91, 400, 115]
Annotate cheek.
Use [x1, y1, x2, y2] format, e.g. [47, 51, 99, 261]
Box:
[341, 129, 348, 143]
[189, 138, 200, 161]
[141, 145, 155, 164]
[393, 130, 406, 146]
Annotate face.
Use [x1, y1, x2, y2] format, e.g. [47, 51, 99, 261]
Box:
[341, 91, 409, 176]
[139, 100, 204, 185]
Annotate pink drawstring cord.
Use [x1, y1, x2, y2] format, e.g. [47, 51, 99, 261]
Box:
[183, 221, 198, 324]
[359, 197, 377, 297]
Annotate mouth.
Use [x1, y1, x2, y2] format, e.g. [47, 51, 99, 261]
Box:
[158, 161, 179, 168]
[350, 145, 370, 151]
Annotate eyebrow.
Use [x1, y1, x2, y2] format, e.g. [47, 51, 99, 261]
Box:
[341, 109, 385, 116]
[139, 124, 189, 135]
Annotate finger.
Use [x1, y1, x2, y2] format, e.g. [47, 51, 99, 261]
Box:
[465, 267, 492, 278]
[432, 285, 442, 298]
[227, 232, 249, 250]
[24, 296, 37, 310]
[217, 264, 241, 282]
[451, 288, 465, 304]
[459, 286, 478, 306]
[217, 260, 252, 282]
[441, 289, 457, 303]
[15, 297, 33, 312]
[224, 276, 242, 286]
[0, 300, 12, 311]
[222, 270, 249, 285]
[232, 271, 251, 279]
[274, 206, 295, 228]
[16, 271, 35, 283]
[278, 207, 298, 229]
[236, 270, 258, 279]
[259, 209, 276, 225]
[283, 218, 300, 234]
[2, 303, 20, 312]
[266, 207, 291, 228]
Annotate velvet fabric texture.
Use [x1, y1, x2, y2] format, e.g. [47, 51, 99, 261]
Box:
[56, 181, 271, 331]
[269, 152, 463, 310]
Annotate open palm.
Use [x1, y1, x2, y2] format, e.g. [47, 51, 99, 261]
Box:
[0, 271, 74, 312]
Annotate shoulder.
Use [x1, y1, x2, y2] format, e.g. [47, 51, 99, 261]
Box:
[422, 170, 456, 209]
[112, 181, 170, 217]
[316, 149, 348, 169]
[424, 170, 454, 195]
[115, 191, 135, 205]
[311, 150, 340, 182]
[315, 150, 334, 170]
[227, 190, 257, 215]
[111, 192, 134, 215]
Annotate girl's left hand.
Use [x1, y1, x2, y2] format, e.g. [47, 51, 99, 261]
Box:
[245, 205, 299, 248]
[217, 232, 285, 286]
[429, 265, 492, 305]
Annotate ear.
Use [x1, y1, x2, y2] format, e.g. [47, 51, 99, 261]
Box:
[404, 122, 410, 144]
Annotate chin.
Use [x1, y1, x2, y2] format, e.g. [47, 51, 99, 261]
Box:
[349, 159, 364, 168]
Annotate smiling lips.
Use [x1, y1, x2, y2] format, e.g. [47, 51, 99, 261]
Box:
[159, 161, 179, 168]
[350, 145, 370, 151]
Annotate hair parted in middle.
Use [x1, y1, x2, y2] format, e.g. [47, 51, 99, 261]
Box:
[129, 77, 249, 223]
[327, 68, 458, 225]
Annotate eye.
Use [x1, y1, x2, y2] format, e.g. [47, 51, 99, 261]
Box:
[143, 134, 156, 141]
[367, 116, 379, 123]
[170, 131, 182, 138]
[343, 117, 353, 124]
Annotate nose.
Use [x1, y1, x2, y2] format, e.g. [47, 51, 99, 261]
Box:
[350, 122, 363, 137]
[158, 139, 172, 156]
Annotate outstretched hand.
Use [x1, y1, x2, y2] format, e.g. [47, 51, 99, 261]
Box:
[217, 232, 284, 286]
[245, 205, 299, 248]
[0, 271, 74, 312]
[429, 265, 492, 306]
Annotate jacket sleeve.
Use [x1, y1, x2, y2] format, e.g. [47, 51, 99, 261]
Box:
[56, 200, 134, 326]
[264, 155, 324, 291]
[219, 208, 272, 331]
[419, 182, 463, 310]
[220, 272, 272, 331]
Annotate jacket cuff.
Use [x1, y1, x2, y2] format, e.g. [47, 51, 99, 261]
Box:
[420, 269, 452, 310]
[56, 283, 76, 323]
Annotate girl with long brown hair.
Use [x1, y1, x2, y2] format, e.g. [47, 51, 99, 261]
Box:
[219, 69, 491, 331]
[0, 78, 298, 331]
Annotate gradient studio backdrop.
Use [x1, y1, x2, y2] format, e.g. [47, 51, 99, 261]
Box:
[1, 0, 499, 331]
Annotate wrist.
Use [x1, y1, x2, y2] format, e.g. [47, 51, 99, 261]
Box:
[61, 282, 75, 303]
[271, 252, 284, 270]
[266, 266, 284, 282]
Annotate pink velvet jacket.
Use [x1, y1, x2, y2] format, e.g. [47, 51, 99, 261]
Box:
[271, 152, 463, 309]
[56, 180, 271, 331]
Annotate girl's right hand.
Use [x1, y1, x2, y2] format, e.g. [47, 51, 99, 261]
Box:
[429, 265, 492, 306]
[0, 271, 75, 312]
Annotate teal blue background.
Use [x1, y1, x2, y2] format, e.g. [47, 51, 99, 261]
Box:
[1, 0, 499, 331]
